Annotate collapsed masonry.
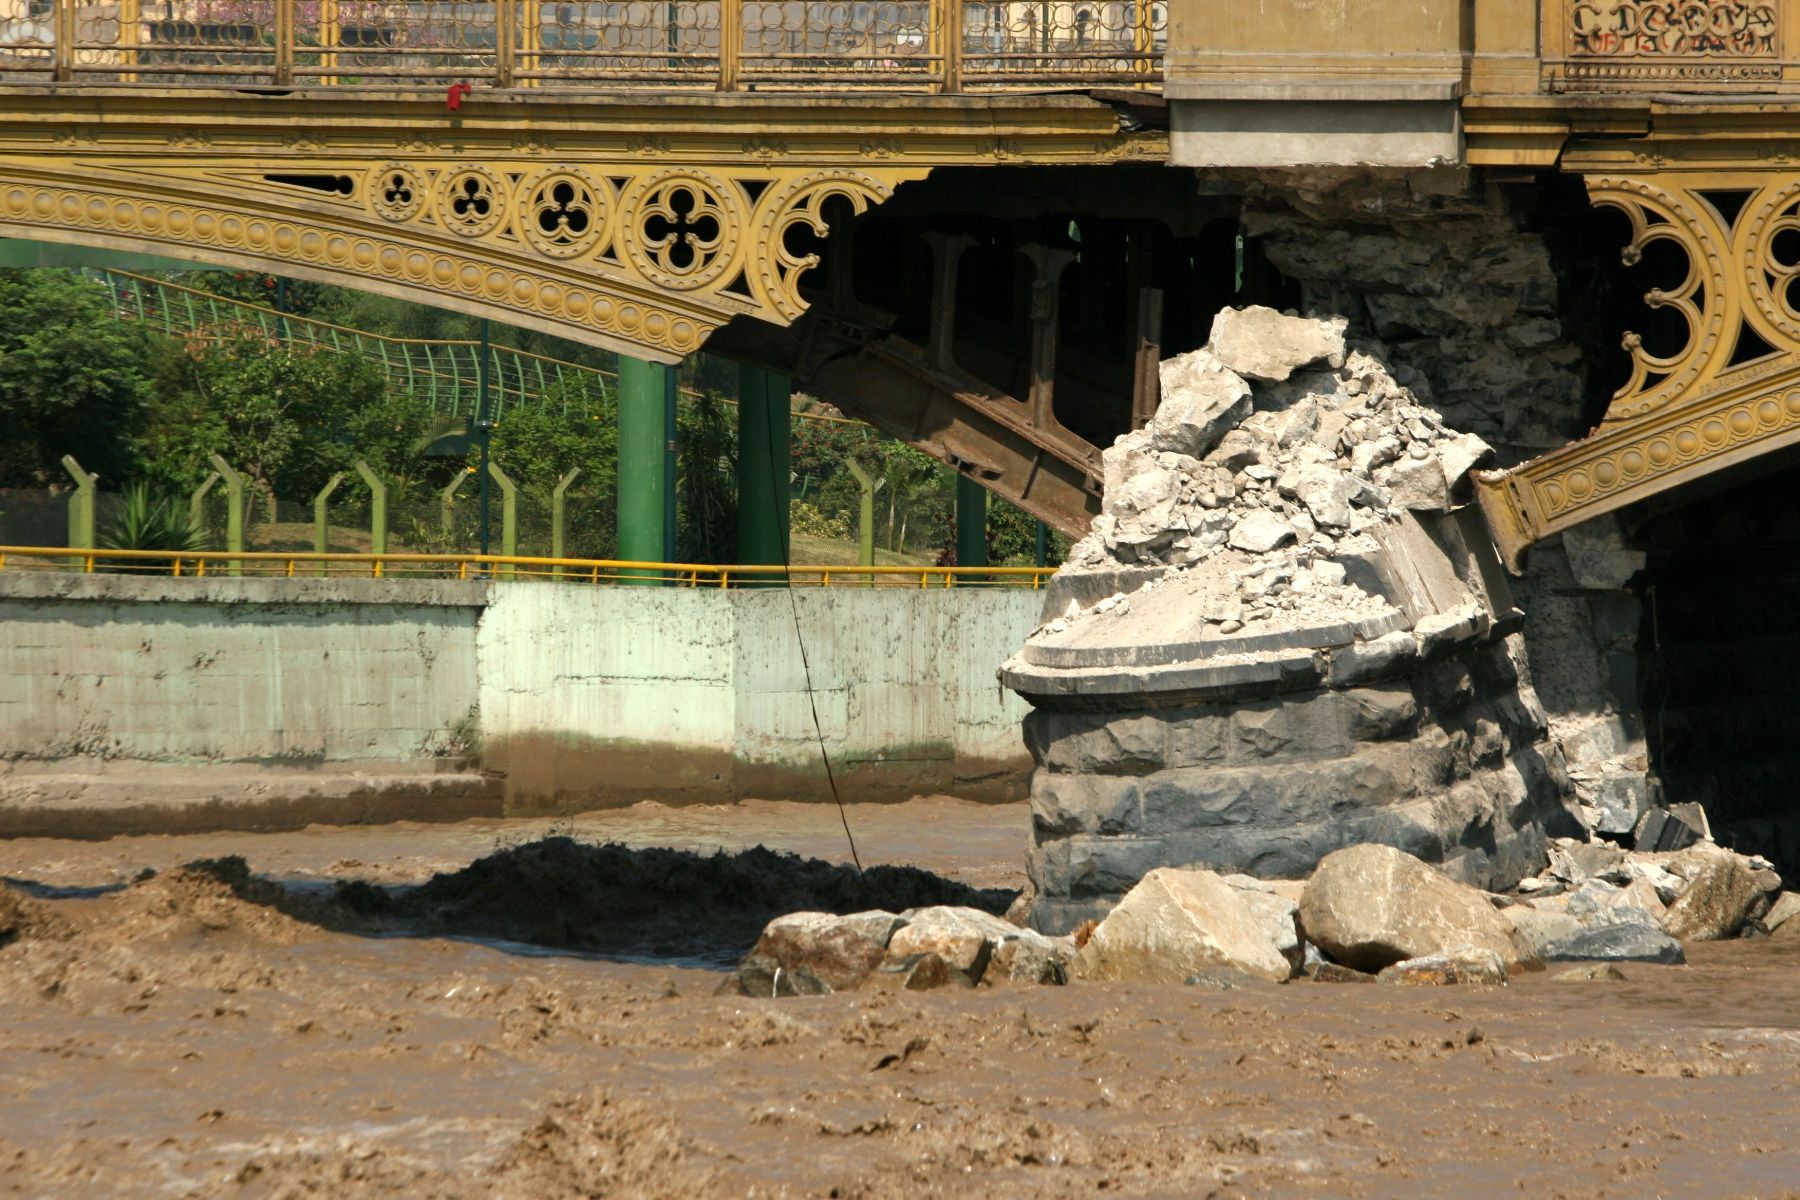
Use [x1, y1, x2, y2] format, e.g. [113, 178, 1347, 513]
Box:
[1002, 305, 1583, 934]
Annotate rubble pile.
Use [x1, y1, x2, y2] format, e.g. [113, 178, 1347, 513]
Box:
[1059, 305, 1494, 644]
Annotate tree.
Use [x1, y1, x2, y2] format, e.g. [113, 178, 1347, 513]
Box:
[0, 270, 155, 488]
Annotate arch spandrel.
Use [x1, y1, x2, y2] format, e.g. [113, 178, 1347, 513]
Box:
[1479, 164, 1800, 570]
[0, 152, 929, 362]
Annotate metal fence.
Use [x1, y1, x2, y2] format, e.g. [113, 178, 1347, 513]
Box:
[100, 268, 615, 420]
[97, 269, 864, 428]
[0, 0, 1163, 90]
[0, 544, 1055, 586]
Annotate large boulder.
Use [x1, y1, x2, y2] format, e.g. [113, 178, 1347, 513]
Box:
[1076, 868, 1293, 984]
[1662, 847, 1765, 942]
[1220, 875, 1304, 972]
[1298, 844, 1535, 974]
[736, 911, 905, 995]
[1207, 306, 1348, 383]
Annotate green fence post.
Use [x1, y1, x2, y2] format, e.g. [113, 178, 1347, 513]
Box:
[552, 466, 582, 578]
[845, 458, 882, 585]
[618, 356, 673, 584]
[189, 471, 220, 541]
[439, 471, 468, 538]
[955, 474, 988, 578]
[486, 460, 518, 578]
[60, 455, 97, 558]
[313, 471, 345, 575]
[736, 364, 792, 584]
[206, 453, 245, 576]
[353, 460, 387, 558]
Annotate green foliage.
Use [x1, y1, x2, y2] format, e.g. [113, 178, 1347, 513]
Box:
[474, 377, 619, 558]
[140, 332, 432, 504]
[100, 482, 206, 553]
[0, 270, 155, 487]
[790, 500, 846, 540]
[677, 390, 736, 563]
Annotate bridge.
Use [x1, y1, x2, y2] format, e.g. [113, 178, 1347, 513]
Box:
[2, 1, 1800, 569]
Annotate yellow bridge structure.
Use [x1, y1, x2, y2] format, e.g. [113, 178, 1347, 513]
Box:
[2, 0, 1800, 567]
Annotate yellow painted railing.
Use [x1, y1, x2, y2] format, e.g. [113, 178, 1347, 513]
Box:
[0, 0, 1165, 93]
[0, 545, 1053, 588]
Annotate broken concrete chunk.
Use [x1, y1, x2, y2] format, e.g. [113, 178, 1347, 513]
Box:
[1435, 431, 1493, 486]
[1383, 452, 1449, 512]
[1153, 349, 1253, 458]
[1227, 509, 1296, 554]
[1208, 305, 1348, 383]
[1075, 867, 1294, 984]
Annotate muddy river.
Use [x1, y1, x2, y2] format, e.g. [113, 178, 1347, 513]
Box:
[1, 797, 1797, 1198]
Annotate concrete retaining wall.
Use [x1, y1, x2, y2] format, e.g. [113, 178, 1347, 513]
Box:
[0, 573, 1039, 832]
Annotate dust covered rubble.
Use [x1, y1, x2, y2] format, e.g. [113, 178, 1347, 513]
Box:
[1034, 303, 1493, 647]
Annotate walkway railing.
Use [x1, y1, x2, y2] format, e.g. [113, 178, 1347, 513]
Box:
[0, 545, 1053, 587]
[0, 1, 1164, 92]
[97, 269, 864, 425]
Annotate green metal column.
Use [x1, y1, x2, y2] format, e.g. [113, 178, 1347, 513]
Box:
[618, 356, 674, 582]
[956, 474, 988, 570]
[736, 364, 791, 576]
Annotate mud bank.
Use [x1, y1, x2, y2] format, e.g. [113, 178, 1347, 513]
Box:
[2, 804, 1799, 1197]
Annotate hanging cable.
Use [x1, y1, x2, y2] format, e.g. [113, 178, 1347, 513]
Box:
[758, 375, 862, 871]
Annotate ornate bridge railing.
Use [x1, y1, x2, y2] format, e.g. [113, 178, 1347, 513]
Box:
[0, 0, 1164, 90]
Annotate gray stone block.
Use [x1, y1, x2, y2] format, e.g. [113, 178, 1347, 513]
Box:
[1228, 692, 1346, 763]
[1343, 684, 1420, 741]
[1541, 923, 1685, 965]
[1023, 710, 1166, 774]
[1157, 708, 1230, 768]
[1030, 771, 1140, 837]
[1138, 745, 1417, 835]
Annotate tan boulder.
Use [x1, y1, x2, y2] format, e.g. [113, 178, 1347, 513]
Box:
[1663, 847, 1762, 942]
[884, 906, 1019, 982]
[1076, 868, 1293, 984]
[736, 910, 905, 995]
[1299, 844, 1536, 974]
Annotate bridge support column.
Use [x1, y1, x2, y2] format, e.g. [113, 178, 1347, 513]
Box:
[618, 357, 675, 582]
[956, 475, 987, 570]
[736, 365, 791, 581]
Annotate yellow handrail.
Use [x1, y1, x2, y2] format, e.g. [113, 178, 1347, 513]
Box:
[0, 546, 1055, 589]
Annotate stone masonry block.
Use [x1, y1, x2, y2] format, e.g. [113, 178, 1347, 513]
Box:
[1137, 744, 1417, 835]
[1158, 706, 1230, 768]
[1227, 692, 1346, 764]
[1342, 684, 1420, 742]
[1028, 832, 1173, 902]
[1030, 771, 1140, 837]
[1022, 709, 1165, 774]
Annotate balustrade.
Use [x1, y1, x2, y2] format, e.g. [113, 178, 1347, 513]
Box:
[0, 0, 1164, 90]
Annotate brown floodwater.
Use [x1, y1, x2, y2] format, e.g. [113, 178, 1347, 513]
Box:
[1, 796, 1798, 1198]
